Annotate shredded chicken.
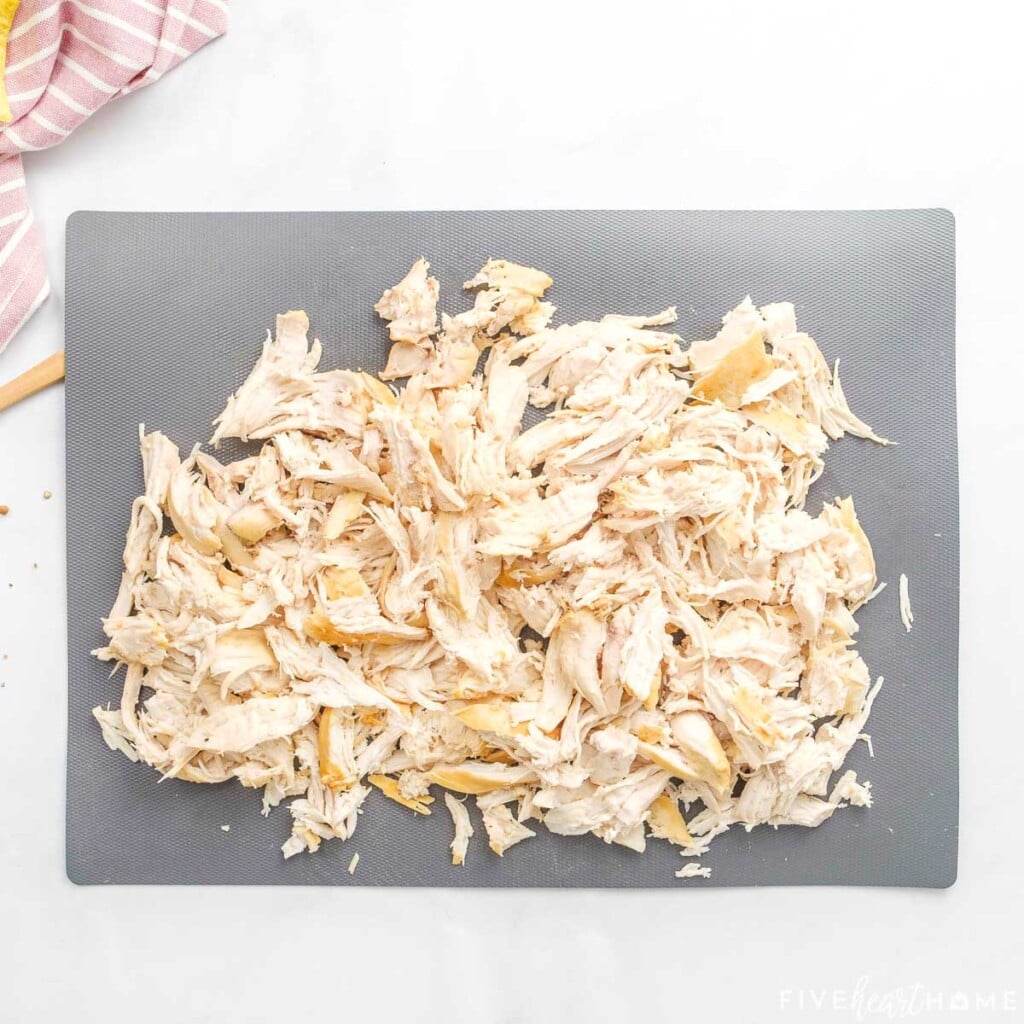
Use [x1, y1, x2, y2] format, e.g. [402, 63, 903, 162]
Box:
[92, 259, 889, 877]
[675, 862, 712, 880]
[444, 792, 474, 866]
[899, 572, 913, 632]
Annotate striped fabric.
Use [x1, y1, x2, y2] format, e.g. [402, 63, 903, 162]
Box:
[0, 0, 228, 351]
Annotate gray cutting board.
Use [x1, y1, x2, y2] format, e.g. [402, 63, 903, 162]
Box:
[64, 210, 958, 887]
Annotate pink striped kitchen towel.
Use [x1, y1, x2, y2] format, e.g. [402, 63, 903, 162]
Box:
[0, 0, 229, 352]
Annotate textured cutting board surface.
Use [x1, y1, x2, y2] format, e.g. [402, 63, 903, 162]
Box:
[65, 210, 958, 886]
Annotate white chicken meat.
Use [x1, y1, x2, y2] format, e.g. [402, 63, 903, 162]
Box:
[93, 259, 887, 876]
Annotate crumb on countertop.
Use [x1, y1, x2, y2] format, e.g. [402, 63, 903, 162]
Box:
[348, 852, 360, 875]
[0, 504, 9, 515]
[220, 824, 230, 832]
[43, 491, 52, 500]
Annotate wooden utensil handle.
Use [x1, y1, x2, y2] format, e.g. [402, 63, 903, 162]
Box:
[0, 350, 66, 412]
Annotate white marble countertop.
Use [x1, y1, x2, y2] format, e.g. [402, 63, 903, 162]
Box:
[1, 1, 1020, 1020]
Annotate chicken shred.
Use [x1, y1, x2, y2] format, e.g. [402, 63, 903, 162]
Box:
[675, 862, 712, 880]
[92, 260, 889, 877]
[444, 792, 474, 866]
[899, 572, 914, 632]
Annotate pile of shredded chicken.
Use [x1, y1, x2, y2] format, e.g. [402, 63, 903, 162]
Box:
[93, 258, 887, 875]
